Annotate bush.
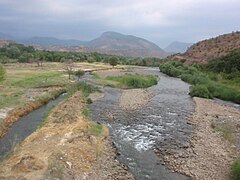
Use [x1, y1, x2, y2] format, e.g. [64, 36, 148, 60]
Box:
[86, 98, 93, 104]
[189, 85, 212, 98]
[106, 74, 158, 88]
[231, 157, 240, 180]
[0, 64, 5, 82]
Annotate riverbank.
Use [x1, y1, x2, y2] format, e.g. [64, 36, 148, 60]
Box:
[158, 97, 240, 179]
[0, 91, 134, 179]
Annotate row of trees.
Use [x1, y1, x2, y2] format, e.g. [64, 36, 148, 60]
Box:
[0, 43, 163, 67]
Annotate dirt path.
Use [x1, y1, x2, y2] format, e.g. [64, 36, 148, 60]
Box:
[159, 97, 240, 180]
[0, 92, 134, 180]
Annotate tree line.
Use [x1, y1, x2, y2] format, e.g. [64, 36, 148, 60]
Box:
[0, 43, 163, 67]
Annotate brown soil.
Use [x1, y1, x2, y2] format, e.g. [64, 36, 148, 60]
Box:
[158, 97, 240, 180]
[119, 89, 153, 111]
[0, 92, 134, 180]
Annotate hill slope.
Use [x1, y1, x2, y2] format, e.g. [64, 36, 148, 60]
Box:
[179, 31, 240, 63]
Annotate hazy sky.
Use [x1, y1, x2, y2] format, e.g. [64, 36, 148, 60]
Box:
[0, 0, 239, 47]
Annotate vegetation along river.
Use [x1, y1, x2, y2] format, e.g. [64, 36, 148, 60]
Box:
[89, 67, 194, 180]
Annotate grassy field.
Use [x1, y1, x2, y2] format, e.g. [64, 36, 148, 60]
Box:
[0, 63, 69, 109]
[0, 62, 115, 109]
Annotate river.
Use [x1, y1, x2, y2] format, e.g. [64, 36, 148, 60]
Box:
[89, 67, 194, 180]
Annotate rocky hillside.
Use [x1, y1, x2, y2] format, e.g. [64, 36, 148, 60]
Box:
[177, 31, 240, 63]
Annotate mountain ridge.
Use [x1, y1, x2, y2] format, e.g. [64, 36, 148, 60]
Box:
[0, 31, 169, 58]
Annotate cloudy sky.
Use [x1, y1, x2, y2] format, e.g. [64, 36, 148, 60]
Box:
[0, 0, 239, 47]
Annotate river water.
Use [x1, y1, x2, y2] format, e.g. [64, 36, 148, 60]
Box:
[89, 67, 194, 180]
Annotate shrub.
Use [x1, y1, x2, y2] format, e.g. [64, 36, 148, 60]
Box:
[106, 74, 158, 88]
[88, 123, 103, 136]
[86, 98, 93, 104]
[231, 157, 240, 180]
[189, 85, 212, 98]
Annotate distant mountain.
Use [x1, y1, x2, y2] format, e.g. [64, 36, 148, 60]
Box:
[171, 31, 240, 63]
[164, 41, 192, 53]
[87, 31, 168, 58]
[0, 31, 169, 58]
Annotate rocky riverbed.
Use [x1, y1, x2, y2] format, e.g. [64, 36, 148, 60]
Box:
[157, 97, 240, 180]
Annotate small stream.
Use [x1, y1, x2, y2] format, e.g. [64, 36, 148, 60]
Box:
[0, 93, 66, 158]
[89, 68, 194, 180]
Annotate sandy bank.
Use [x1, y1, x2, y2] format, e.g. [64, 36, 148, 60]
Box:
[119, 89, 153, 111]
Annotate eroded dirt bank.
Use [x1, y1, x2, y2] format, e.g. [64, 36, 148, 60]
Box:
[0, 92, 134, 180]
[0, 88, 64, 139]
[158, 97, 240, 180]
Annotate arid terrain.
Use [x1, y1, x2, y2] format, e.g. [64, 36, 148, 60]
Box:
[173, 31, 240, 63]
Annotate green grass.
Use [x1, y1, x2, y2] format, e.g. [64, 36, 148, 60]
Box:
[88, 123, 103, 136]
[106, 73, 158, 88]
[5, 71, 67, 88]
[231, 157, 240, 180]
[0, 65, 70, 109]
[0, 95, 22, 109]
[81, 107, 89, 117]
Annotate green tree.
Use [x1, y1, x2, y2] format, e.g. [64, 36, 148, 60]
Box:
[6, 46, 21, 59]
[19, 52, 32, 63]
[0, 64, 5, 82]
[109, 57, 118, 67]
